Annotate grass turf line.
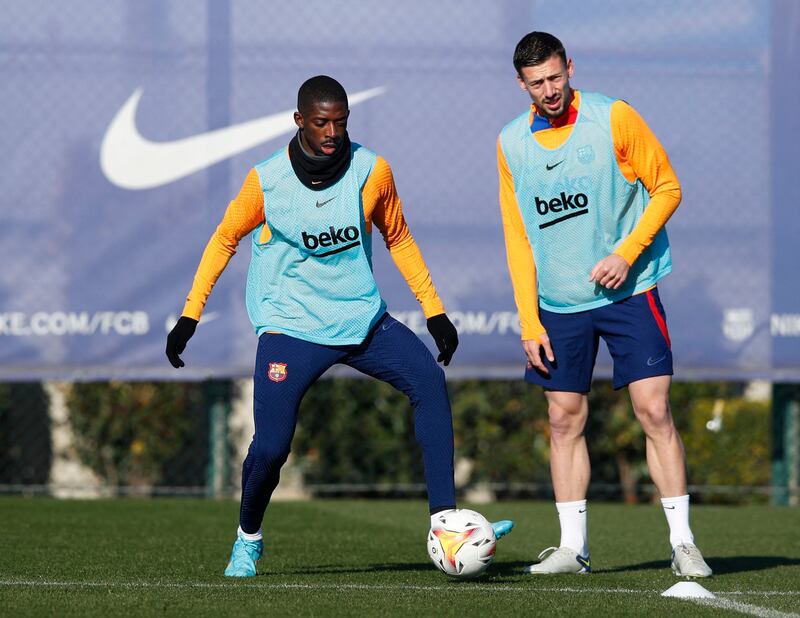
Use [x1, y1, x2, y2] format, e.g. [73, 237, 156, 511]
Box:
[1, 498, 798, 617]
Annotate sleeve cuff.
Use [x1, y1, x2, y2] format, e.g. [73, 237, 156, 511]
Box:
[181, 300, 204, 321]
[420, 298, 446, 319]
[520, 320, 546, 342]
[613, 244, 639, 267]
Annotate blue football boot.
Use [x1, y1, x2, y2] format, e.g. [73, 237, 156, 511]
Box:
[491, 520, 515, 540]
[224, 536, 263, 577]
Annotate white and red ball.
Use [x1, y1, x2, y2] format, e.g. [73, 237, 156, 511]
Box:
[426, 508, 496, 578]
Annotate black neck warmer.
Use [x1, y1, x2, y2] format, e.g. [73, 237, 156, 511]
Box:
[288, 130, 352, 191]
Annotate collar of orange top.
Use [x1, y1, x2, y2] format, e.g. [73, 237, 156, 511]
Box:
[529, 90, 581, 130]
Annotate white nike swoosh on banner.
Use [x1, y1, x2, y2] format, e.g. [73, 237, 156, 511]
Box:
[164, 311, 219, 333]
[100, 86, 387, 190]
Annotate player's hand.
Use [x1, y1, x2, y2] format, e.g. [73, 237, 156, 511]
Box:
[427, 313, 459, 366]
[523, 333, 554, 374]
[589, 254, 630, 290]
[166, 316, 198, 368]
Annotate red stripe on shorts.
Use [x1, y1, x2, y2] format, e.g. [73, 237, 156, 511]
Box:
[646, 290, 671, 349]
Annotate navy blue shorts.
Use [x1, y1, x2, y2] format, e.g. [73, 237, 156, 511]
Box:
[525, 288, 673, 392]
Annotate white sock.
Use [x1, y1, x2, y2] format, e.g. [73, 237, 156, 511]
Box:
[556, 499, 588, 557]
[238, 526, 263, 542]
[661, 494, 694, 549]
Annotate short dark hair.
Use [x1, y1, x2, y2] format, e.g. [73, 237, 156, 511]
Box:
[513, 32, 567, 74]
[297, 75, 348, 114]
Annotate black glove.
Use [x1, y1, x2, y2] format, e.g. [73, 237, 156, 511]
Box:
[426, 313, 459, 366]
[166, 316, 198, 368]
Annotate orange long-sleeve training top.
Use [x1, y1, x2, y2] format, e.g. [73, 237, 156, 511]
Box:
[498, 90, 682, 341]
[182, 154, 445, 322]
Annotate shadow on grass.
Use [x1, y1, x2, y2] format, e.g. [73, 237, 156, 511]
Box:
[266, 562, 434, 576]
[600, 556, 800, 574]
[267, 562, 525, 582]
[255, 556, 800, 580]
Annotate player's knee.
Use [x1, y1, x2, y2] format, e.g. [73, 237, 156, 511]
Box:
[634, 401, 674, 435]
[429, 363, 446, 389]
[251, 441, 291, 468]
[550, 418, 584, 442]
[550, 415, 584, 441]
[406, 362, 447, 406]
[548, 401, 586, 439]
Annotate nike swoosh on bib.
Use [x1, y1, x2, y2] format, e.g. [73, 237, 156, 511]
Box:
[100, 86, 387, 190]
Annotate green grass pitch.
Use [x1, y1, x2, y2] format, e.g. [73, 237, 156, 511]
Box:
[1, 498, 799, 616]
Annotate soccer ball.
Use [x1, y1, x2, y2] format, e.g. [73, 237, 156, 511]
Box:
[426, 508, 496, 578]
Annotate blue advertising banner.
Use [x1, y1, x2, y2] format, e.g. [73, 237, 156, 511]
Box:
[0, 0, 797, 381]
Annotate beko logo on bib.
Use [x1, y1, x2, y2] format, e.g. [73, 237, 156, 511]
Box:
[302, 226, 360, 253]
[100, 86, 386, 190]
[535, 192, 588, 215]
[534, 192, 589, 229]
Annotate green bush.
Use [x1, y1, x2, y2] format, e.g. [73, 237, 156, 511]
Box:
[584, 382, 764, 503]
[293, 379, 769, 504]
[59, 377, 770, 504]
[448, 380, 551, 492]
[295, 379, 425, 489]
[67, 381, 197, 490]
[584, 382, 646, 502]
[681, 397, 770, 502]
[295, 379, 553, 495]
[0, 383, 51, 485]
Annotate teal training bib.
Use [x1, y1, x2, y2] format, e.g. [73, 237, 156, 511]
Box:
[246, 144, 386, 344]
[499, 91, 671, 313]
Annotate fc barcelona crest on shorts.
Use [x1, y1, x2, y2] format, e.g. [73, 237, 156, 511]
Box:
[268, 362, 288, 382]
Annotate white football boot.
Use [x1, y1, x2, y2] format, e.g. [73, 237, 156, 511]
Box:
[671, 543, 712, 578]
[523, 546, 591, 574]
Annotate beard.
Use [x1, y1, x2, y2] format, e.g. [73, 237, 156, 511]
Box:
[537, 86, 571, 119]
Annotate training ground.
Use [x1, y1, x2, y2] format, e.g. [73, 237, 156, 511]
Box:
[1, 498, 798, 617]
